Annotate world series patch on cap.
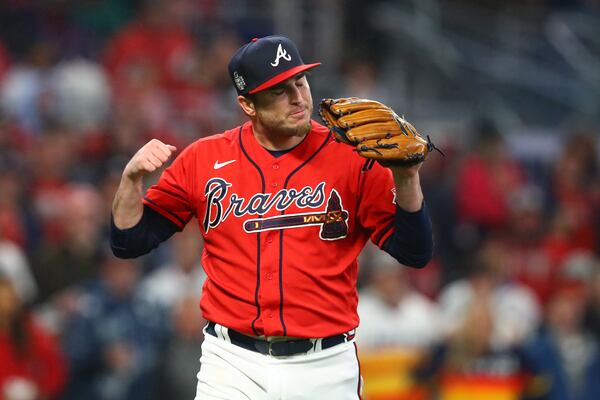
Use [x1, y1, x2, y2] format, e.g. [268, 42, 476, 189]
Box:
[228, 35, 321, 95]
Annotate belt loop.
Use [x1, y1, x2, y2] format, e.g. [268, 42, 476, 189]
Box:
[215, 323, 223, 340]
[313, 338, 323, 352]
[204, 321, 215, 337]
[221, 324, 231, 343]
[215, 322, 230, 343]
[344, 329, 356, 341]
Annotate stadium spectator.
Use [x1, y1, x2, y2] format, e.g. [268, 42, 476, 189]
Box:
[152, 296, 206, 400]
[341, 60, 393, 106]
[438, 236, 540, 350]
[27, 125, 78, 244]
[140, 223, 206, 310]
[454, 119, 525, 234]
[102, 0, 198, 91]
[419, 133, 461, 286]
[357, 249, 440, 349]
[0, 153, 31, 250]
[0, 38, 59, 134]
[50, 59, 111, 133]
[544, 132, 599, 259]
[0, 275, 67, 400]
[414, 290, 545, 400]
[61, 253, 168, 400]
[0, 241, 37, 306]
[30, 184, 105, 304]
[0, 40, 10, 80]
[582, 256, 600, 341]
[417, 239, 546, 399]
[524, 282, 600, 400]
[499, 184, 562, 304]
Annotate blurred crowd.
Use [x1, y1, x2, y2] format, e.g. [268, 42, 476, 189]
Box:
[357, 122, 600, 400]
[0, 1, 599, 400]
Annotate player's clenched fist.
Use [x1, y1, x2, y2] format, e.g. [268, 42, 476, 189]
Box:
[123, 139, 177, 181]
[113, 139, 177, 229]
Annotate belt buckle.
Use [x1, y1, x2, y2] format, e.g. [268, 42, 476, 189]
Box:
[267, 340, 283, 356]
[253, 339, 287, 356]
[266, 339, 286, 356]
[269, 339, 314, 356]
[253, 340, 269, 355]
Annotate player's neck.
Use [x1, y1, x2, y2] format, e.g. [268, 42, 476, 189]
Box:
[252, 126, 308, 151]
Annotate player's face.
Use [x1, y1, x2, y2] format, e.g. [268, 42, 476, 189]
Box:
[252, 74, 313, 137]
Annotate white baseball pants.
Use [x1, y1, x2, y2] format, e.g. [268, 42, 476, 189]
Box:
[195, 329, 363, 399]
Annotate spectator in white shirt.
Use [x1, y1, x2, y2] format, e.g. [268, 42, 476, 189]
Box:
[357, 248, 441, 349]
[140, 223, 205, 309]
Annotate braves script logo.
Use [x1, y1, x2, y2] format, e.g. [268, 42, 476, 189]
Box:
[203, 178, 348, 240]
[270, 43, 292, 67]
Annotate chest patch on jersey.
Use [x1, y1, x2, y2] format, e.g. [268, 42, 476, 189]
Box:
[203, 178, 348, 240]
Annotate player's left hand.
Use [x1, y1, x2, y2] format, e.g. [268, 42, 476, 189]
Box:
[388, 161, 423, 179]
[319, 98, 441, 168]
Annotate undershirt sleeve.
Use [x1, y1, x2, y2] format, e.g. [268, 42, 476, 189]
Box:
[110, 205, 180, 259]
[381, 202, 433, 268]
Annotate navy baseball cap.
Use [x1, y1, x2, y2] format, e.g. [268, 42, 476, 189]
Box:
[228, 35, 321, 95]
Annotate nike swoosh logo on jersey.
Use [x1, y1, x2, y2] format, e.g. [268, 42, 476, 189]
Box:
[213, 159, 237, 170]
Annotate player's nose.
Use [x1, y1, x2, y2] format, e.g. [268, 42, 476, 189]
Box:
[288, 84, 304, 105]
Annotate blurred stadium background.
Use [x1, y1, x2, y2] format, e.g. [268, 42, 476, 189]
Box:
[0, 0, 599, 399]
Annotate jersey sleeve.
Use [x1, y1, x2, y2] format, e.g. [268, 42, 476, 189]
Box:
[355, 163, 397, 247]
[143, 145, 197, 229]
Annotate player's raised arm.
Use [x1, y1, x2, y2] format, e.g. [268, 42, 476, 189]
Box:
[112, 139, 177, 229]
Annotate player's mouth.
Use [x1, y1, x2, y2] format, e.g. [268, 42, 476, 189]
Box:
[289, 108, 307, 118]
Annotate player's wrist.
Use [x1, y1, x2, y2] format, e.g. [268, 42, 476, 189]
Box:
[121, 168, 146, 187]
[389, 163, 422, 179]
[393, 173, 423, 212]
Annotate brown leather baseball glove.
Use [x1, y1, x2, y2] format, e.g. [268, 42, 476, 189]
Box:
[319, 97, 439, 167]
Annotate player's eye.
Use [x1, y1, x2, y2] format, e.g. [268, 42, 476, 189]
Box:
[295, 74, 306, 86]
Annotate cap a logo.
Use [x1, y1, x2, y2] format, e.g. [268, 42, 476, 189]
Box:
[233, 71, 246, 91]
[270, 43, 292, 67]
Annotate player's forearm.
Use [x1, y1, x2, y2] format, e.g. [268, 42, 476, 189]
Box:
[392, 171, 424, 212]
[112, 176, 145, 229]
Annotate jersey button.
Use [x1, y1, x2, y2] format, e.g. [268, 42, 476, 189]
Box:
[266, 272, 273, 280]
[272, 164, 280, 170]
[271, 182, 278, 188]
[267, 312, 273, 318]
[266, 237, 273, 244]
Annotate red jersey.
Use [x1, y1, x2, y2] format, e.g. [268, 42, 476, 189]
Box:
[0, 318, 67, 398]
[144, 120, 397, 338]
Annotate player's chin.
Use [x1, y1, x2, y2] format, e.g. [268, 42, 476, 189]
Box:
[291, 120, 311, 136]
[277, 122, 310, 137]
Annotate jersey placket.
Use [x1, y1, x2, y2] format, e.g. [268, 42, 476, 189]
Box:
[259, 159, 285, 335]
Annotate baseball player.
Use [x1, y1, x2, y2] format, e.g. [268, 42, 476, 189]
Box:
[111, 35, 433, 399]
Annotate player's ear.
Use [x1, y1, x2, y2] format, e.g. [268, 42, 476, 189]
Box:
[237, 95, 256, 117]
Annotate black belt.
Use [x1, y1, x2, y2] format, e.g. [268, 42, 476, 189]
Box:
[206, 322, 348, 356]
